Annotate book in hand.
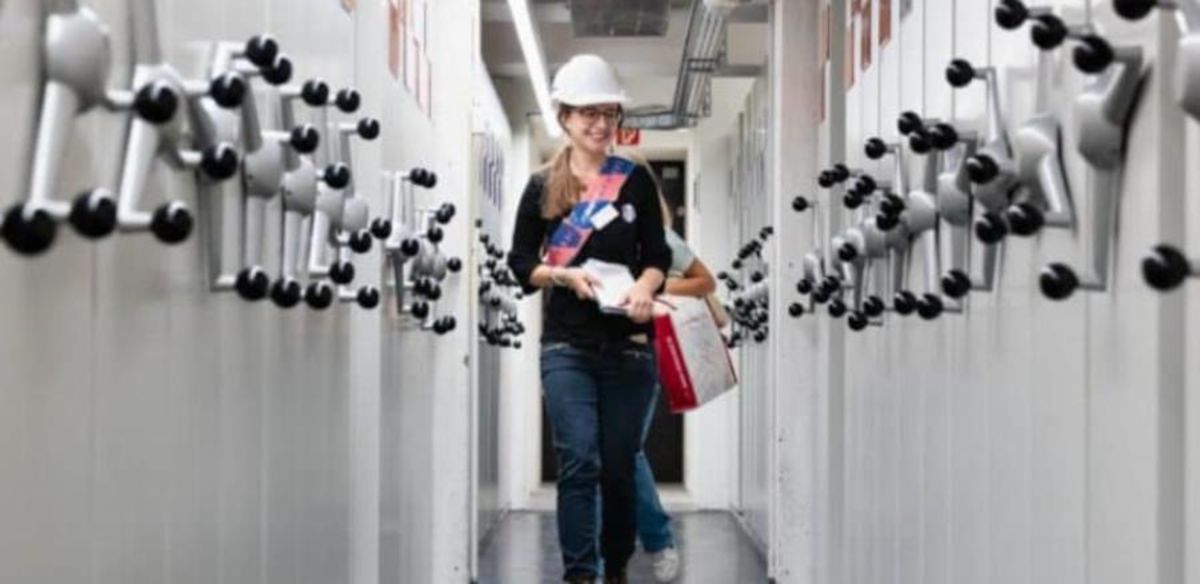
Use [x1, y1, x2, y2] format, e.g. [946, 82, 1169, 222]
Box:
[580, 258, 636, 315]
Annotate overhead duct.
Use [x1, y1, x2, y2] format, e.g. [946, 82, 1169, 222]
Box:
[569, 0, 672, 37]
[622, 0, 729, 130]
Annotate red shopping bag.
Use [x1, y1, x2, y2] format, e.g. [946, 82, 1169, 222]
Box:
[653, 296, 738, 413]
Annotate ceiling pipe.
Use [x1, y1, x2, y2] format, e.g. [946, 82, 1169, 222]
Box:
[624, 0, 765, 130]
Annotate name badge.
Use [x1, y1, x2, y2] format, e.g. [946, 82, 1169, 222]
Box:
[590, 203, 619, 230]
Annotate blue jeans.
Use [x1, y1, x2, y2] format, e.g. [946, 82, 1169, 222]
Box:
[634, 387, 675, 553]
[541, 341, 657, 581]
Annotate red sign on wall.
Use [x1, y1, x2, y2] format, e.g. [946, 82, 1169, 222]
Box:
[861, 0, 873, 72]
[617, 128, 642, 146]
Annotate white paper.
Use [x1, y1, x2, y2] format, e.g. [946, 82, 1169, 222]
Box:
[581, 258, 635, 315]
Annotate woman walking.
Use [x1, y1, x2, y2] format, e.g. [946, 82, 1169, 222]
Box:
[507, 54, 672, 584]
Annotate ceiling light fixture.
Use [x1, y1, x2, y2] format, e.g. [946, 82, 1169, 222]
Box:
[506, 0, 561, 138]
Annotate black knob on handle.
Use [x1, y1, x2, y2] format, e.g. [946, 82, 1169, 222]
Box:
[792, 196, 810, 212]
[865, 137, 889, 160]
[305, 282, 334, 310]
[357, 118, 381, 140]
[974, 211, 1009, 244]
[235, 267, 270, 301]
[941, 269, 971, 298]
[875, 212, 900, 232]
[946, 58, 977, 88]
[68, 190, 117, 239]
[134, 82, 179, 124]
[301, 79, 330, 106]
[349, 230, 373, 253]
[322, 163, 352, 189]
[448, 257, 463, 273]
[1113, 0, 1158, 20]
[917, 293, 944, 320]
[1031, 14, 1068, 50]
[244, 35, 280, 68]
[854, 174, 877, 194]
[1005, 202, 1044, 237]
[796, 278, 813, 295]
[897, 111, 923, 136]
[357, 286, 381, 309]
[201, 143, 240, 180]
[788, 303, 805, 318]
[412, 301, 430, 319]
[843, 193, 865, 210]
[1143, 245, 1191, 291]
[209, 72, 247, 108]
[436, 203, 457, 224]
[908, 131, 932, 154]
[820, 276, 841, 295]
[863, 296, 885, 317]
[335, 88, 361, 113]
[1073, 35, 1115, 74]
[880, 193, 906, 217]
[1, 203, 56, 255]
[400, 238, 421, 257]
[848, 311, 869, 331]
[289, 124, 320, 153]
[994, 0, 1030, 30]
[1039, 263, 1079, 300]
[150, 202, 193, 244]
[370, 218, 392, 240]
[838, 242, 858, 262]
[893, 290, 917, 315]
[262, 55, 293, 85]
[965, 154, 999, 184]
[411, 168, 438, 188]
[427, 226, 444, 244]
[928, 123, 959, 151]
[830, 163, 850, 182]
[818, 170, 836, 188]
[329, 260, 356, 285]
[828, 299, 847, 318]
[270, 278, 303, 309]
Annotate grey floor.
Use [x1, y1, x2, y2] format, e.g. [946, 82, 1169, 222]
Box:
[477, 511, 769, 583]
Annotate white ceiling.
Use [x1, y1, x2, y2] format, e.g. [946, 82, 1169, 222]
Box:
[481, 0, 768, 115]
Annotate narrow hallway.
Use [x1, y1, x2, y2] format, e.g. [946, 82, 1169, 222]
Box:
[5, 0, 1199, 583]
[478, 512, 767, 584]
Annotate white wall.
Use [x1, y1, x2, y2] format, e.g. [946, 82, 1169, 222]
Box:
[765, 0, 1191, 582]
[0, 1, 479, 583]
[683, 77, 755, 511]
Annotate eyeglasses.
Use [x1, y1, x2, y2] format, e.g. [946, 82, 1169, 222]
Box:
[569, 106, 624, 126]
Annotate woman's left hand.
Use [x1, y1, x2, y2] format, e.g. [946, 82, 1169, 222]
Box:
[619, 283, 657, 324]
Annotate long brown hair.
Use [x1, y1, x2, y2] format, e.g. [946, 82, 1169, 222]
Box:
[541, 144, 584, 219]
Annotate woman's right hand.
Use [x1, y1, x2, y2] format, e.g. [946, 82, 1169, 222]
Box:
[556, 267, 602, 300]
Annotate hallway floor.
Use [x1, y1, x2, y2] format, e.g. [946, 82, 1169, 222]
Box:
[477, 511, 768, 583]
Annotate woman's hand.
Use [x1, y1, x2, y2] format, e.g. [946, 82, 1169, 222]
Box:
[556, 267, 602, 300]
[619, 282, 657, 324]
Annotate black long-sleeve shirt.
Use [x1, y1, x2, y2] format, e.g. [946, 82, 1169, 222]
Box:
[507, 164, 672, 348]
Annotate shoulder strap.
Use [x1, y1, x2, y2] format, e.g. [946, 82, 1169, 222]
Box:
[543, 155, 638, 267]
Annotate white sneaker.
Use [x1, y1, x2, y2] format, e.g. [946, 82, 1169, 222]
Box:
[651, 547, 680, 582]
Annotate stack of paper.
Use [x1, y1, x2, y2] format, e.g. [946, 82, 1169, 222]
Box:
[581, 258, 636, 315]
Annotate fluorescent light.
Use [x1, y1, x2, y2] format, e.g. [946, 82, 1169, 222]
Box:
[506, 0, 561, 138]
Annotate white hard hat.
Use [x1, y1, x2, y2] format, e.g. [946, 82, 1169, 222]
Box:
[550, 54, 630, 108]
